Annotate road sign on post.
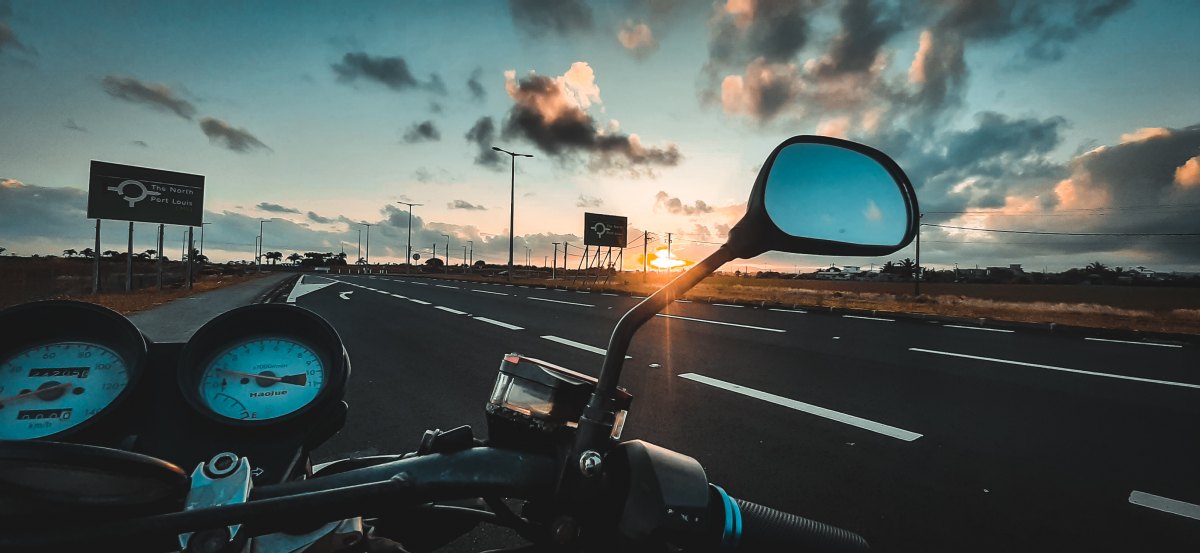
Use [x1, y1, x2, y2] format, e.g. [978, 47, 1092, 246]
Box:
[87, 161, 205, 226]
[583, 213, 628, 248]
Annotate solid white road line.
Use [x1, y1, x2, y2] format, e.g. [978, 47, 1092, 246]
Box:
[528, 296, 594, 308]
[435, 306, 467, 315]
[1085, 337, 1182, 348]
[655, 314, 785, 333]
[408, 299, 432, 305]
[680, 373, 922, 442]
[769, 308, 807, 314]
[474, 317, 523, 330]
[909, 348, 1200, 389]
[471, 289, 508, 296]
[541, 335, 631, 358]
[943, 324, 1014, 333]
[843, 315, 894, 322]
[713, 304, 744, 308]
[1129, 491, 1200, 521]
[435, 284, 460, 289]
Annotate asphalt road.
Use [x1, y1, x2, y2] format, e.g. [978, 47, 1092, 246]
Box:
[288, 273, 1200, 552]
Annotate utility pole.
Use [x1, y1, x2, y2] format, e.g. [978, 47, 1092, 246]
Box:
[491, 146, 533, 281]
[441, 234, 450, 274]
[463, 245, 467, 271]
[915, 213, 922, 295]
[666, 232, 673, 274]
[552, 242, 560, 280]
[257, 220, 272, 273]
[397, 201, 422, 274]
[642, 232, 649, 282]
[357, 228, 362, 264]
[361, 223, 373, 265]
[200, 222, 211, 259]
[467, 240, 474, 270]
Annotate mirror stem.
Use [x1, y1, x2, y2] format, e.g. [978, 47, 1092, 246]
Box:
[574, 246, 737, 453]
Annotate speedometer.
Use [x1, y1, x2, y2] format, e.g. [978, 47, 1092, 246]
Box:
[198, 337, 327, 421]
[0, 342, 130, 440]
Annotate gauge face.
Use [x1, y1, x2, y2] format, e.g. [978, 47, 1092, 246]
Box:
[198, 337, 326, 422]
[0, 342, 130, 440]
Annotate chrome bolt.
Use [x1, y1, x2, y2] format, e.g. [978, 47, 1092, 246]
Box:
[205, 452, 240, 478]
[578, 450, 603, 477]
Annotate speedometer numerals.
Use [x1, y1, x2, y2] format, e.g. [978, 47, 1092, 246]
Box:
[197, 338, 327, 422]
[0, 342, 130, 440]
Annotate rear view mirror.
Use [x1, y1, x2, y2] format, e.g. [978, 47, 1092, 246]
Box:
[725, 136, 919, 258]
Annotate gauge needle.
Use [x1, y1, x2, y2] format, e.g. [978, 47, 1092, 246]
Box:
[216, 368, 307, 386]
[0, 381, 73, 407]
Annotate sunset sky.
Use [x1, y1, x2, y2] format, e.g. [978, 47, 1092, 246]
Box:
[2, 0, 1199, 271]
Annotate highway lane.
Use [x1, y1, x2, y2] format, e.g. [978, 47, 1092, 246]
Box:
[294, 274, 1200, 552]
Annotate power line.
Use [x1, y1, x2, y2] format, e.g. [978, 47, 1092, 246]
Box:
[923, 223, 1200, 237]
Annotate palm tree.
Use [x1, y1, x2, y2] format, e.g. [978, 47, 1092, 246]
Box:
[1085, 261, 1109, 274]
[265, 251, 283, 265]
[63, 248, 78, 258]
[287, 253, 302, 265]
[881, 261, 896, 274]
[80, 248, 94, 258]
[896, 258, 916, 278]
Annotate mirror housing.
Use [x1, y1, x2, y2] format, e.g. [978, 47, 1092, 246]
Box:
[724, 135, 920, 259]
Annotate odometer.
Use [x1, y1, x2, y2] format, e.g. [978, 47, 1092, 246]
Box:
[0, 342, 130, 440]
[198, 337, 326, 421]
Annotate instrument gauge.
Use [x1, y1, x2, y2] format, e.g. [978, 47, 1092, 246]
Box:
[0, 342, 130, 440]
[198, 337, 327, 421]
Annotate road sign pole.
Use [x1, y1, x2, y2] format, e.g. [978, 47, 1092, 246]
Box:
[93, 220, 101, 294]
[157, 224, 164, 290]
[125, 221, 134, 292]
[187, 227, 194, 290]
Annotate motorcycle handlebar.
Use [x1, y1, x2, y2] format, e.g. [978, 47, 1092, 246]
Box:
[701, 485, 869, 552]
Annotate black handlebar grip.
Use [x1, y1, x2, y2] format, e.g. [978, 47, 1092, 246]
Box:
[731, 497, 869, 552]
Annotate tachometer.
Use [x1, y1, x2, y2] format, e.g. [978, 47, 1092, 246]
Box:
[0, 342, 130, 440]
[198, 337, 326, 421]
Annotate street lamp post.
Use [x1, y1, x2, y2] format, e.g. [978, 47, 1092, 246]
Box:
[199, 222, 212, 260]
[491, 146, 533, 281]
[397, 201, 422, 274]
[361, 223, 373, 266]
[551, 242, 560, 280]
[257, 220, 272, 272]
[467, 240, 473, 272]
[441, 234, 450, 273]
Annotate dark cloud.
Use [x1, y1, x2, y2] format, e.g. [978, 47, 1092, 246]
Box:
[131, 140, 149, 148]
[101, 75, 196, 120]
[63, 119, 87, 133]
[575, 195, 603, 208]
[430, 101, 444, 114]
[257, 202, 300, 214]
[307, 211, 334, 224]
[413, 166, 455, 183]
[465, 116, 504, 168]
[501, 69, 681, 173]
[811, 0, 901, 76]
[654, 191, 713, 215]
[331, 52, 446, 94]
[509, 0, 593, 37]
[467, 68, 486, 101]
[706, 0, 821, 71]
[448, 199, 486, 210]
[199, 117, 271, 153]
[402, 120, 441, 143]
[1024, 0, 1132, 61]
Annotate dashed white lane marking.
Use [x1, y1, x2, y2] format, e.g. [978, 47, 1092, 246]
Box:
[909, 348, 1200, 389]
[553, 289, 568, 292]
[541, 335, 631, 358]
[769, 308, 807, 313]
[408, 299, 432, 305]
[713, 304, 743, 308]
[412, 282, 429, 285]
[575, 291, 591, 294]
[474, 317, 523, 330]
[471, 289, 508, 296]
[655, 314, 785, 333]
[1085, 337, 1182, 348]
[680, 373, 922, 442]
[675, 300, 692, 303]
[435, 284, 460, 289]
[601, 293, 619, 297]
[843, 315, 894, 322]
[528, 297, 594, 308]
[435, 306, 467, 315]
[1128, 491, 1200, 521]
[943, 324, 1014, 333]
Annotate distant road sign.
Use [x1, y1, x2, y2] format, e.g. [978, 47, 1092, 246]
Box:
[413, 253, 421, 261]
[584, 212, 628, 247]
[87, 161, 205, 226]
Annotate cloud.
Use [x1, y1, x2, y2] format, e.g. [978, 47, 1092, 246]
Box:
[413, 166, 455, 183]
[2, 177, 23, 188]
[575, 194, 603, 208]
[402, 120, 441, 143]
[62, 119, 87, 133]
[465, 116, 504, 168]
[101, 75, 196, 120]
[810, 0, 901, 77]
[448, 199, 486, 210]
[509, 0, 593, 37]
[132, 140, 149, 148]
[467, 67, 486, 101]
[618, 20, 657, 58]
[430, 101, 444, 114]
[1176, 157, 1200, 188]
[1120, 127, 1171, 144]
[331, 52, 446, 94]
[720, 58, 801, 122]
[199, 117, 271, 153]
[0, 18, 31, 56]
[654, 191, 713, 215]
[257, 202, 300, 214]
[501, 63, 681, 173]
[307, 211, 334, 224]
